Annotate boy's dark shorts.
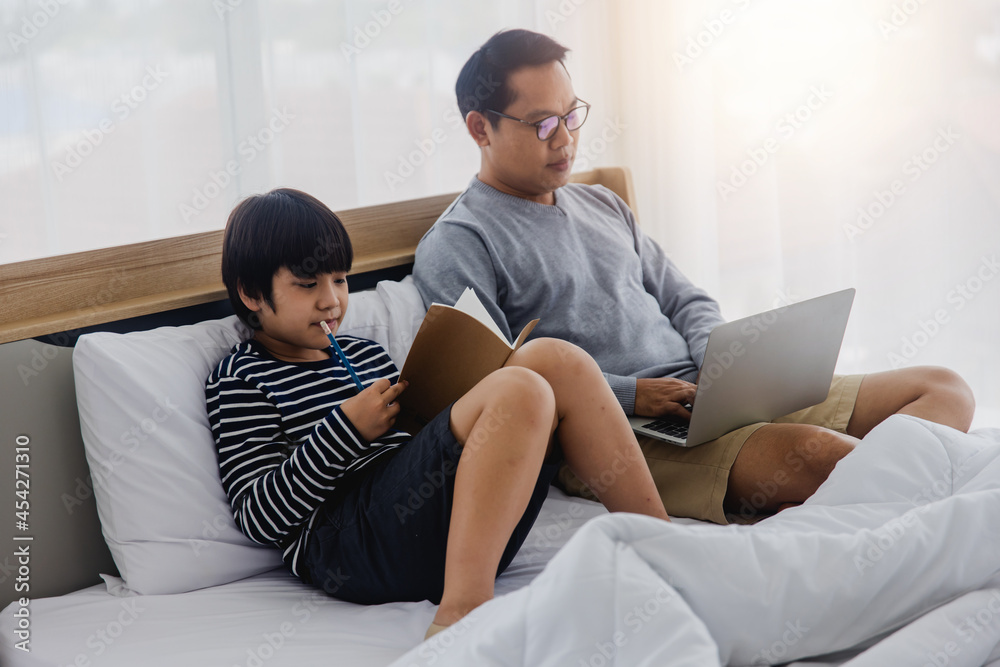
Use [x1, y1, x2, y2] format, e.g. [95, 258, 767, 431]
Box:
[298, 403, 561, 605]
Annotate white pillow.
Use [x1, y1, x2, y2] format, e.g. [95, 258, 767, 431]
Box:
[73, 279, 427, 595]
[374, 275, 427, 369]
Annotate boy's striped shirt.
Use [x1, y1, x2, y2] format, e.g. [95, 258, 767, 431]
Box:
[206, 336, 410, 576]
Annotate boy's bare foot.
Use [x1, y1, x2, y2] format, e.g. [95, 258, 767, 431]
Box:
[430, 594, 489, 637]
[424, 622, 449, 640]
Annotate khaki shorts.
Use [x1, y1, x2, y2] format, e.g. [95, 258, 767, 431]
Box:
[556, 374, 865, 525]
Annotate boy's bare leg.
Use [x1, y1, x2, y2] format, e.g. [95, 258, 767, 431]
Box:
[434, 339, 678, 629]
[505, 339, 670, 521]
[434, 366, 556, 629]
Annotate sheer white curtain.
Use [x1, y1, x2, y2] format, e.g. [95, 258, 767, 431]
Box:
[610, 0, 1000, 427]
[0, 0, 603, 260]
[3, 1, 998, 422]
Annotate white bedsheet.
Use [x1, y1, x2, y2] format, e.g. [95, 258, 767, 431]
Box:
[393, 416, 1000, 667]
[0, 491, 611, 667]
[6, 415, 998, 666]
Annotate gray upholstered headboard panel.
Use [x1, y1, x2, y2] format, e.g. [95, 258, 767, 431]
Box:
[0, 338, 117, 609]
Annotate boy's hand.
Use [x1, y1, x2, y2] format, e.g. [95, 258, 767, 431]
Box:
[340, 378, 408, 442]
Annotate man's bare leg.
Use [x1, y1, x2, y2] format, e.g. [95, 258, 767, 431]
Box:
[724, 366, 975, 515]
[846, 366, 975, 437]
[724, 424, 858, 514]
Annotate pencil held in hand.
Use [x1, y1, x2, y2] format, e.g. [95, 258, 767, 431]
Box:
[320, 321, 365, 391]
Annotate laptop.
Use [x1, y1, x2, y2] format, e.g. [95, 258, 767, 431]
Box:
[629, 288, 855, 447]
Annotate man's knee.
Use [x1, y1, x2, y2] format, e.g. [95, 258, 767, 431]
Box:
[916, 366, 975, 409]
[516, 337, 589, 367]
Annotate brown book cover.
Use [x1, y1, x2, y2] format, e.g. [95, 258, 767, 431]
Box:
[397, 288, 538, 433]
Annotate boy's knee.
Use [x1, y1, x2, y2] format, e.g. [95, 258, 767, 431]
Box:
[491, 366, 556, 421]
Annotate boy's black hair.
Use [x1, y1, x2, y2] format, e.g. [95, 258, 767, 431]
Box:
[456, 29, 570, 128]
[221, 188, 353, 330]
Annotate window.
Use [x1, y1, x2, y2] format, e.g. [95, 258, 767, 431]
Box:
[0, 0, 619, 263]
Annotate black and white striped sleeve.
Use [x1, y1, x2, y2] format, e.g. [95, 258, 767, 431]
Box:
[206, 373, 371, 546]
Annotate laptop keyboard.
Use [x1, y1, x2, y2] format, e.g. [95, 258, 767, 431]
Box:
[639, 418, 689, 440]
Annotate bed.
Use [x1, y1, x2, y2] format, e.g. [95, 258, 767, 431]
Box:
[2, 166, 999, 666]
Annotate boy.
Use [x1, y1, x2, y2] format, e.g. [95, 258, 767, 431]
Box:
[207, 188, 669, 639]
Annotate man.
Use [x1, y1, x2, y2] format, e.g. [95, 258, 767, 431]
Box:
[412, 28, 975, 523]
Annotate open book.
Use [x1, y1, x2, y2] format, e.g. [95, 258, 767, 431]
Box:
[396, 288, 538, 433]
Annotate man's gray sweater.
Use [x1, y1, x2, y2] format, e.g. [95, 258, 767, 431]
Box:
[412, 177, 725, 414]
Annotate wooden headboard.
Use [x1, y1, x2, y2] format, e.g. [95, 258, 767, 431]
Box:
[0, 167, 635, 345]
[0, 167, 635, 609]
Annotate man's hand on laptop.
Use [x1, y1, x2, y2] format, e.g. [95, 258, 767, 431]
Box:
[634, 378, 696, 420]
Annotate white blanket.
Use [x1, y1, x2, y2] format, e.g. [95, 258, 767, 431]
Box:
[392, 415, 1000, 667]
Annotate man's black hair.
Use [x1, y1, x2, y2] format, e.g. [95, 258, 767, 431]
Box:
[456, 29, 570, 128]
[221, 188, 353, 330]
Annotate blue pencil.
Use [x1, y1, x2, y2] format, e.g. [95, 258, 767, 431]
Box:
[320, 321, 364, 391]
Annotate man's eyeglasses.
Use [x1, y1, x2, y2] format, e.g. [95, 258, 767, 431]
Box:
[487, 100, 591, 141]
